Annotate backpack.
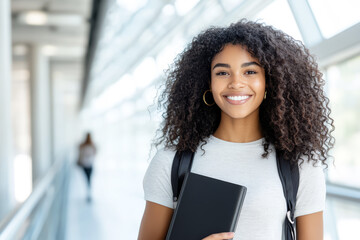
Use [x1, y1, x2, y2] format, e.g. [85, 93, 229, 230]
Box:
[171, 149, 299, 240]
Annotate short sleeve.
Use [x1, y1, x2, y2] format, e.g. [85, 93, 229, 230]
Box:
[294, 160, 326, 218]
[143, 147, 175, 209]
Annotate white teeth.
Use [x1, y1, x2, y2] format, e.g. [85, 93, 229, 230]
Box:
[227, 95, 250, 101]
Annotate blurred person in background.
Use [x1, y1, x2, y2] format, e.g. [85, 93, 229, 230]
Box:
[77, 132, 97, 203]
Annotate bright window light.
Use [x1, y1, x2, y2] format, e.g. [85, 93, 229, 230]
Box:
[120, 102, 136, 118]
[156, 36, 186, 71]
[22, 11, 48, 25]
[116, 0, 148, 13]
[144, 87, 157, 104]
[93, 58, 159, 114]
[174, 0, 200, 16]
[220, 0, 245, 12]
[254, 0, 303, 42]
[133, 57, 159, 89]
[105, 108, 122, 123]
[92, 74, 136, 112]
[162, 4, 175, 16]
[42, 45, 57, 56]
[308, 0, 360, 39]
[14, 154, 32, 203]
[326, 55, 360, 188]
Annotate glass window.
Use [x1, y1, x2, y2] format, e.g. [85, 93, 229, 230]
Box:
[254, 0, 303, 42]
[12, 47, 32, 203]
[220, 0, 246, 12]
[307, 0, 360, 39]
[326, 55, 360, 188]
[324, 197, 360, 240]
[255, 0, 302, 41]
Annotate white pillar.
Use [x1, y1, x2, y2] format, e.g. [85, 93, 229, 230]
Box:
[29, 45, 52, 184]
[0, 0, 15, 219]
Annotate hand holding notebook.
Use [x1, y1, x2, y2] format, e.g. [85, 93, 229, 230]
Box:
[166, 173, 247, 240]
[202, 231, 235, 240]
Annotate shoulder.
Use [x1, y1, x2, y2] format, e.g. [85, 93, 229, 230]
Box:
[296, 158, 326, 197]
[149, 147, 177, 166]
[144, 147, 177, 180]
[143, 147, 177, 209]
[297, 158, 325, 180]
[295, 158, 326, 218]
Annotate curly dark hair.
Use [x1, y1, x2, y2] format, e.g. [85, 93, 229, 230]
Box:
[153, 19, 335, 167]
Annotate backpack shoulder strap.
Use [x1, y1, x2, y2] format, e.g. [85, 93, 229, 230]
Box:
[171, 149, 195, 202]
[276, 149, 300, 240]
[171, 148, 299, 240]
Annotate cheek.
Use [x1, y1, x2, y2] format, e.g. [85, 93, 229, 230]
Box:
[209, 82, 222, 107]
[252, 78, 266, 94]
[210, 81, 222, 98]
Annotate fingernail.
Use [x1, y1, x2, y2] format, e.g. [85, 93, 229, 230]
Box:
[228, 232, 235, 236]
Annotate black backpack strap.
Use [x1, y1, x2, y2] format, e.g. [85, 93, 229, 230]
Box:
[276, 150, 300, 240]
[171, 148, 299, 240]
[171, 150, 195, 202]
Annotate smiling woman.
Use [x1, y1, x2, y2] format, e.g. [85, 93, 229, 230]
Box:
[138, 19, 334, 240]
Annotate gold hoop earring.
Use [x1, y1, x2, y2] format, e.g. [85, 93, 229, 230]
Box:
[264, 90, 267, 99]
[203, 90, 215, 106]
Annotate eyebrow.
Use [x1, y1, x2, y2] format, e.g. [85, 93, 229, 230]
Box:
[212, 61, 261, 70]
[212, 63, 230, 69]
[241, 61, 261, 68]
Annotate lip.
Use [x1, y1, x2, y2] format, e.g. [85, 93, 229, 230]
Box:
[224, 95, 252, 105]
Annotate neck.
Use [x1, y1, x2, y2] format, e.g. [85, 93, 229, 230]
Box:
[213, 111, 263, 143]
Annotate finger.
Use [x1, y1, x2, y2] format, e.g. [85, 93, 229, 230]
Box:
[202, 232, 235, 240]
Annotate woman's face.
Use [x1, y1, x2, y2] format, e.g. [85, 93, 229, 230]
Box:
[210, 44, 266, 120]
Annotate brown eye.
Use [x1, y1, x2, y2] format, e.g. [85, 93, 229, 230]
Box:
[215, 71, 229, 76]
[245, 70, 257, 75]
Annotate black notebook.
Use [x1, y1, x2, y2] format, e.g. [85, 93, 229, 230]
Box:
[165, 172, 247, 240]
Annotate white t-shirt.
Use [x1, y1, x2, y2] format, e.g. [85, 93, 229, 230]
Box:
[79, 145, 96, 167]
[143, 135, 326, 240]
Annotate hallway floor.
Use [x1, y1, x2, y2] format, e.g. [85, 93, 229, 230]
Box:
[65, 157, 147, 240]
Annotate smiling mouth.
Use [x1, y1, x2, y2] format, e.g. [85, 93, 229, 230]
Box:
[224, 95, 252, 105]
[226, 95, 250, 101]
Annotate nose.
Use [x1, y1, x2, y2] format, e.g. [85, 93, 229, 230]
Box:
[228, 74, 246, 89]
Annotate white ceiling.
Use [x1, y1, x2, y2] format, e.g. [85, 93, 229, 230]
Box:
[11, 0, 92, 58]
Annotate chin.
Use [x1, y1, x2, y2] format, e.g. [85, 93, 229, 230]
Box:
[221, 107, 260, 120]
[225, 112, 251, 119]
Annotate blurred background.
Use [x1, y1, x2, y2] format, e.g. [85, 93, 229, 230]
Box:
[0, 0, 359, 239]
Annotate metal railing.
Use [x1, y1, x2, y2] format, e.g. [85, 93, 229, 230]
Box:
[0, 156, 71, 240]
[326, 183, 360, 202]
